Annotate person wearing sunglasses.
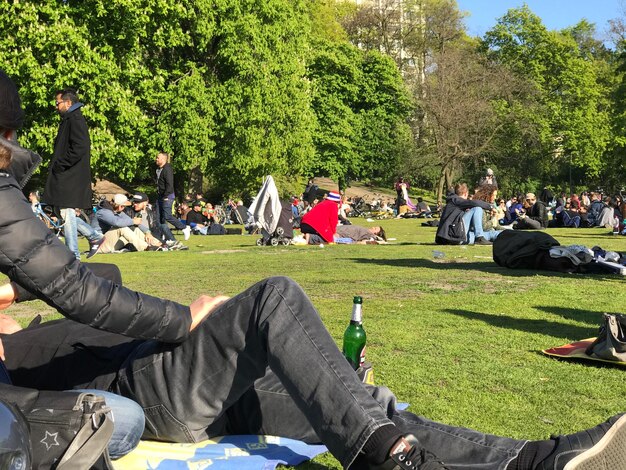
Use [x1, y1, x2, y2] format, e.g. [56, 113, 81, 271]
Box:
[512, 193, 549, 230]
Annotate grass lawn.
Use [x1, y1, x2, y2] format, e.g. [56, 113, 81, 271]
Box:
[7, 220, 626, 469]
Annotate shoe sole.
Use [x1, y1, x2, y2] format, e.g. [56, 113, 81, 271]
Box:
[565, 414, 626, 470]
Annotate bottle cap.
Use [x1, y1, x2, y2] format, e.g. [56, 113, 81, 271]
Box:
[353, 296, 362, 304]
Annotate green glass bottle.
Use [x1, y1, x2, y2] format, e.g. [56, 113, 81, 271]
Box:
[343, 296, 366, 370]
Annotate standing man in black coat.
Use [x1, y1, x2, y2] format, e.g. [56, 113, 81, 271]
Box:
[155, 151, 190, 241]
[44, 88, 104, 259]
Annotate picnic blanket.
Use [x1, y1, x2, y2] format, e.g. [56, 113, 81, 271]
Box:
[113, 404, 410, 469]
[542, 338, 626, 368]
[113, 435, 327, 470]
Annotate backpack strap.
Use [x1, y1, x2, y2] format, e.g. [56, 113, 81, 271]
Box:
[56, 408, 114, 470]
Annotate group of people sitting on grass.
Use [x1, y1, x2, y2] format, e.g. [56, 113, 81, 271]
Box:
[549, 191, 625, 232]
[28, 190, 191, 255]
[91, 192, 190, 253]
[436, 183, 552, 246]
[498, 190, 624, 233]
[30, 188, 242, 256]
[93, 189, 242, 252]
[176, 196, 229, 235]
[435, 180, 626, 246]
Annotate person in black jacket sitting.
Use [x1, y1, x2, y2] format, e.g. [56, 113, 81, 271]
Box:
[186, 200, 211, 234]
[512, 193, 549, 230]
[436, 183, 499, 245]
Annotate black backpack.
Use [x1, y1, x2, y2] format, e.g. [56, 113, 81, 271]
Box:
[435, 206, 466, 245]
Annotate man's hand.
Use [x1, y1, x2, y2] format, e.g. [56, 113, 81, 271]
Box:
[189, 295, 230, 331]
[145, 233, 159, 246]
[0, 314, 21, 335]
[0, 283, 17, 311]
[0, 338, 4, 361]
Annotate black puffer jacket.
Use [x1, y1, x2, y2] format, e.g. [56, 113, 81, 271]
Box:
[435, 193, 491, 245]
[0, 137, 191, 342]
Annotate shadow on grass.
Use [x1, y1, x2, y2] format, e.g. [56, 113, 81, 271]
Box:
[294, 463, 333, 470]
[554, 233, 616, 240]
[443, 308, 597, 340]
[534, 306, 618, 326]
[533, 350, 626, 370]
[349, 258, 626, 282]
[348, 258, 555, 278]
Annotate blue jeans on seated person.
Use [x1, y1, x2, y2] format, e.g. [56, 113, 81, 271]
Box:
[76, 389, 144, 459]
[61, 208, 103, 260]
[562, 211, 581, 228]
[189, 223, 208, 235]
[462, 207, 500, 244]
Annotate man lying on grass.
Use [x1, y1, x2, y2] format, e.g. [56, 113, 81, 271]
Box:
[335, 225, 387, 244]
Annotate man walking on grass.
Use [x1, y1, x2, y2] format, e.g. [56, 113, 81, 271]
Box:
[44, 88, 104, 259]
[155, 151, 191, 242]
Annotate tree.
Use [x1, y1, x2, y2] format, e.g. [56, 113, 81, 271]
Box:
[307, 41, 414, 190]
[418, 45, 524, 201]
[1, 0, 419, 197]
[0, 0, 143, 181]
[481, 7, 612, 187]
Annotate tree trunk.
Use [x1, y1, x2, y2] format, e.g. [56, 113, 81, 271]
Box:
[436, 162, 456, 204]
[444, 164, 454, 191]
[187, 166, 203, 197]
[436, 172, 446, 205]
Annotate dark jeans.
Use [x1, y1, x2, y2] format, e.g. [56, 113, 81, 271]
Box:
[112, 277, 525, 468]
[514, 217, 543, 230]
[6, 277, 526, 468]
[156, 194, 184, 239]
[300, 222, 325, 244]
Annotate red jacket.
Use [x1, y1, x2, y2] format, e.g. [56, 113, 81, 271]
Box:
[301, 199, 339, 242]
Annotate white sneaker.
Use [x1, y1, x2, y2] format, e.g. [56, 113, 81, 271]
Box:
[182, 226, 191, 241]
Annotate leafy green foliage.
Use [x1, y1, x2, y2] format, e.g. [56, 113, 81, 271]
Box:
[308, 41, 414, 189]
[0, 0, 413, 198]
[481, 6, 612, 187]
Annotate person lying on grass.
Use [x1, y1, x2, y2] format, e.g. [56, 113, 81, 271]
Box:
[335, 225, 387, 244]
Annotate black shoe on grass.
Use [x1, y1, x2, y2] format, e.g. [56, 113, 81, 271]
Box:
[474, 236, 493, 245]
[86, 237, 105, 259]
[370, 435, 448, 470]
[537, 413, 626, 470]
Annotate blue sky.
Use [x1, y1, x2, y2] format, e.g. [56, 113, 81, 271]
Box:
[456, 0, 624, 39]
